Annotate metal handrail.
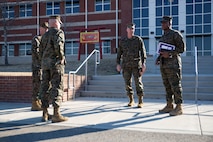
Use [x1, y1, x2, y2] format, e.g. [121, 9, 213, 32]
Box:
[194, 46, 198, 104]
[68, 49, 100, 99]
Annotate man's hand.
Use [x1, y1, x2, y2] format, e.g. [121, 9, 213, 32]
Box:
[139, 63, 146, 76]
[155, 59, 160, 65]
[61, 59, 65, 65]
[160, 51, 170, 58]
[116, 64, 121, 72]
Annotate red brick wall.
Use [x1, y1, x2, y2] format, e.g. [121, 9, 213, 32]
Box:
[0, 72, 86, 103]
[0, 0, 133, 55]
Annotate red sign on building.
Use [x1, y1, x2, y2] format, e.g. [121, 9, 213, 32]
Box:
[80, 32, 99, 43]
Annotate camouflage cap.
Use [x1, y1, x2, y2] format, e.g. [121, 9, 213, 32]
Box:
[49, 15, 63, 24]
[127, 23, 135, 29]
[161, 16, 172, 23]
[40, 22, 48, 28]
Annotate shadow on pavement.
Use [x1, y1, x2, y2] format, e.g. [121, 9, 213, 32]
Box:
[0, 123, 106, 142]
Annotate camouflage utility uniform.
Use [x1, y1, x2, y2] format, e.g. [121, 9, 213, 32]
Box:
[39, 27, 65, 108]
[157, 29, 186, 104]
[32, 35, 42, 102]
[117, 35, 147, 98]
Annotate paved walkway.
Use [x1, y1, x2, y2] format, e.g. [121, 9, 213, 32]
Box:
[0, 97, 213, 136]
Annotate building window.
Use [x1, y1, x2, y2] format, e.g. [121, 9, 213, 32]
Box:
[19, 43, 31, 56]
[155, 0, 179, 36]
[1, 45, 5, 56]
[133, 0, 149, 37]
[133, 0, 149, 54]
[1, 44, 14, 56]
[95, 40, 111, 54]
[143, 38, 149, 55]
[65, 0, 79, 14]
[65, 41, 79, 55]
[95, 0, 110, 12]
[186, 0, 211, 34]
[19, 4, 32, 17]
[46, 2, 60, 15]
[3, 5, 14, 18]
[186, 35, 211, 56]
[8, 45, 14, 56]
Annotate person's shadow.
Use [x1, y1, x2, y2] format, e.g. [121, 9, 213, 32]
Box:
[0, 100, 169, 141]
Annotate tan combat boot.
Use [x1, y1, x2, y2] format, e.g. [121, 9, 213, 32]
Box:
[170, 104, 183, 116]
[41, 108, 52, 122]
[127, 94, 135, 107]
[159, 102, 174, 113]
[137, 96, 143, 108]
[52, 107, 68, 123]
[31, 100, 43, 111]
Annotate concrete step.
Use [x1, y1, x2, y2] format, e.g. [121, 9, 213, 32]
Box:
[86, 85, 213, 93]
[144, 56, 213, 74]
[81, 73, 213, 101]
[80, 91, 213, 101]
[92, 75, 213, 81]
[88, 80, 212, 87]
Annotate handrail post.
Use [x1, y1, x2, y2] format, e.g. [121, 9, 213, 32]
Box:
[95, 50, 98, 76]
[195, 46, 198, 104]
[73, 73, 75, 99]
[68, 72, 70, 89]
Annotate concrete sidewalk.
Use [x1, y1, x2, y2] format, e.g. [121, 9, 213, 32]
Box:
[0, 97, 213, 136]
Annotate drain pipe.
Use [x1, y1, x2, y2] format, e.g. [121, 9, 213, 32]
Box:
[85, 0, 88, 91]
[37, 0, 39, 35]
[116, 0, 118, 49]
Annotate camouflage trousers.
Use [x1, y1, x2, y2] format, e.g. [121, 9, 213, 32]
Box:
[160, 67, 183, 104]
[32, 68, 42, 101]
[122, 67, 144, 96]
[40, 65, 64, 108]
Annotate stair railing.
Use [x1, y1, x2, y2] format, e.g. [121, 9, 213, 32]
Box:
[68, 49, 100, 99]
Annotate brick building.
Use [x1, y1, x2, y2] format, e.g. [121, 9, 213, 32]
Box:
[0, 0, 129, 58]
[0, 0, 212, 59]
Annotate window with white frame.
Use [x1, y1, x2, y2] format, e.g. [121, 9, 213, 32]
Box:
[133, 0, 149, 54]
[3, 5, 14, 18]
[8, 45, 14, 56]
[95, 0, 110, 12]
[186, 35, 211, 56]
[186, 0, 211, 34]
[133, 0, 149, 37]
[155, 0, 179, 36]
[95, 40, 111, 54]
[143, 38, 149, 55]
[19, 4, 32, 17]
[185, 0, 211, 56]
[19, 43, 31, 56]
[65, 0, 80, 14]
[1, 44, 14, 56]
[1, 45, 5, 56]
[46, 2, 60, 15]
[65, 41, 79, 55]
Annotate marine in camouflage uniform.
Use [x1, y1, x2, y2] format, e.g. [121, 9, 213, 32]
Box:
[156, 16, 186, 116]
[39, 15, 68, 123]
[31, 22, 48, 111]
[117, 23, 147, 108]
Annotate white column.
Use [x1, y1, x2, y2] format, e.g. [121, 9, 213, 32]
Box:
[148, 0, 156, 55]
[179, 0, 186, 56]
[211, 1, 213, 56]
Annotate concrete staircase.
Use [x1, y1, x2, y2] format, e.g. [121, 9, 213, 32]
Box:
[80, 74, 213, 101]
[145, 56, 213, 74]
